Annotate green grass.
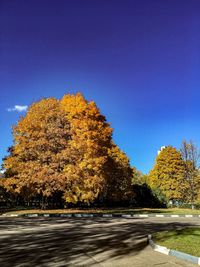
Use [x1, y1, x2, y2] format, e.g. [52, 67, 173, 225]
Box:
[154, 227, 200, 257]
[1, 207, 200, 215]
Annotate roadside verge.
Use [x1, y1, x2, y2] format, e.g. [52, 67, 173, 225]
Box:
[148, 234, 200, 266]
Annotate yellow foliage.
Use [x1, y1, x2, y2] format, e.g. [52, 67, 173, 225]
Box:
[148, 146, 187, 201]
[3, 92, 132, 204]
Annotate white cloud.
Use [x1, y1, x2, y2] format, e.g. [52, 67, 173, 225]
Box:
[7, 105, 28, 112]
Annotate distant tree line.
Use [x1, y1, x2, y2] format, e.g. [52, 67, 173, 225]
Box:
[0, 93, 200, 209]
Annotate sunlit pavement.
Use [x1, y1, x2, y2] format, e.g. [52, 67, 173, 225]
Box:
[0, 217, 199, 267]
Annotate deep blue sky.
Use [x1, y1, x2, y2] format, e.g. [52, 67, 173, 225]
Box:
[0, 0, 200, 173]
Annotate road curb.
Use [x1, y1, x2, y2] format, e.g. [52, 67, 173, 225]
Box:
[147, 234, 200, 265]
[1, 213, 200, 218]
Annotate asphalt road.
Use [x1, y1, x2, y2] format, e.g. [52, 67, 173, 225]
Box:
[0, 216, 199, 267]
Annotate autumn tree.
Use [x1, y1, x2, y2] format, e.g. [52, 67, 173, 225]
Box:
[148, 146, 187, 202]
[3, 93, 132, 206]
[180, 140, 200, 206]
[3, 98, 71, 206]
[0, 177, 11, 206]
[131, 167, 145, 185]
[102, 144, 133, 203]
[60, 93, 113, 203]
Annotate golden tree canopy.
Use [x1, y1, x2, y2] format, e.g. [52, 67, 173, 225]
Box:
[148, 146, 187, 201]
[3, 93, 132, 204]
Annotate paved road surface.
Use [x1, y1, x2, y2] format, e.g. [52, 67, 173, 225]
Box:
[0, 216, 199, 267]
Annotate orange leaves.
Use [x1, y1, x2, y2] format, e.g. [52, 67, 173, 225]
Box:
[3, 92, 132, 205]
[148, 146, 187, 201]
[3, 98, 71, 200]
[103, 144, 133, 202]
[60, 93, 113, 203]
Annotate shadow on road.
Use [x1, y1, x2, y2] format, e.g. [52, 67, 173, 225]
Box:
[0, 217, 197, 266]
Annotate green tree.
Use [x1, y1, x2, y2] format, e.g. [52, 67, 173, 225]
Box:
[148, 146, 187, 202]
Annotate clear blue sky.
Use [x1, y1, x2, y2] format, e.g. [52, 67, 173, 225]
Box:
[0, 0, 200, 174]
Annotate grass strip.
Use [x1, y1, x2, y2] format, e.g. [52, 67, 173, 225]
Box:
[154, 227, 200, 257]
